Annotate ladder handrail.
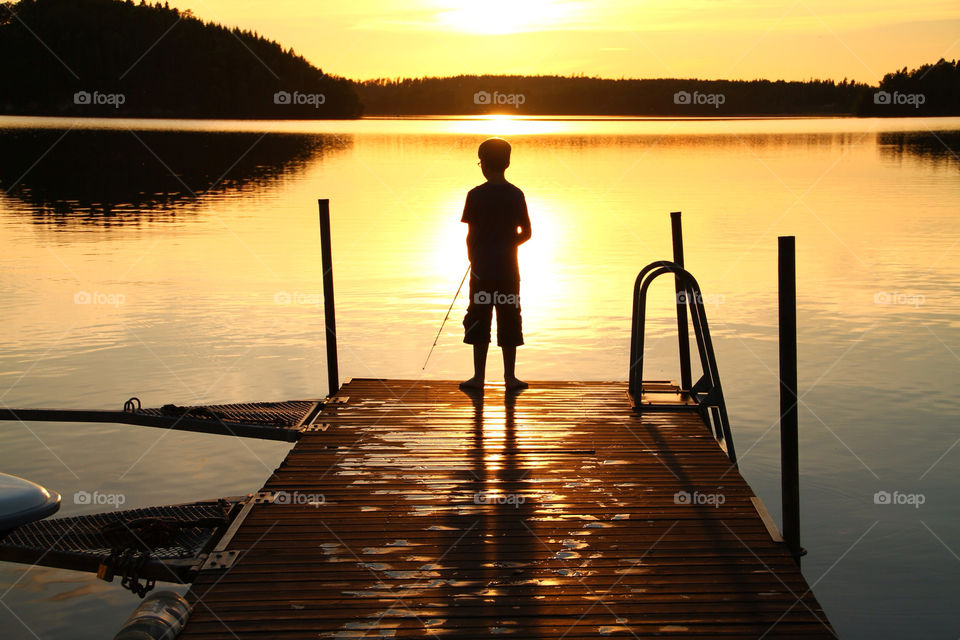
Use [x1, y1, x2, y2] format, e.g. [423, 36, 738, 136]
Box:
[629, 261, 737, 465]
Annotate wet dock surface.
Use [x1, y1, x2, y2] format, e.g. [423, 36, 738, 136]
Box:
[179, 378, 834, 639]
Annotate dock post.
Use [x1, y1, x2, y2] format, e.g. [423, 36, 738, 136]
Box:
[671, 212, 692, 391]
[318, 199, 340, 398]
[778, 236, 801, 565]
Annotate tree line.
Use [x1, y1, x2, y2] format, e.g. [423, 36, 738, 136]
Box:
[357, 60, 959, 117]
[355, 75, 868, 116]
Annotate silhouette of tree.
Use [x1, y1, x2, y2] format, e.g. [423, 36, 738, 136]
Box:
[0, 0, 362, 118]
[857, 58, 960, 116]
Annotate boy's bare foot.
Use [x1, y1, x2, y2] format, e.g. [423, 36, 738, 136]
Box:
[459, 377, 484, 390]
[505, 377, 528, 392]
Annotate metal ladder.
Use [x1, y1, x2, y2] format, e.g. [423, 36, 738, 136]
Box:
[629, 260, 737, 466]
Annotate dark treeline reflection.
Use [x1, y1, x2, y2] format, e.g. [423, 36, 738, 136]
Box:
[878, 131, 960, 169]
[0, 129, 348, 225]
[367, 131, 877, 156]
[524, 132, 869, 152]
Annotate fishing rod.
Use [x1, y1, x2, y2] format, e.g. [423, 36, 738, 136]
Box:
[422, 264, 471, 370]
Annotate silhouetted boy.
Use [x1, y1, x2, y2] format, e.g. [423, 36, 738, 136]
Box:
[459, 138, 531, 391]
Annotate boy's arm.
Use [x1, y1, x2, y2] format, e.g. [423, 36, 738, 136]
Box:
[516, 222, 531, 245]
[515, 194, 532, 245]
[461, 190, 473, 224]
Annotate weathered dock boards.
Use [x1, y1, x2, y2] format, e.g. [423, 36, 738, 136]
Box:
[179, 379, 834, 639]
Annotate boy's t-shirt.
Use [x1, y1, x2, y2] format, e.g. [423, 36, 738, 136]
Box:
[461, 181, 529, 282]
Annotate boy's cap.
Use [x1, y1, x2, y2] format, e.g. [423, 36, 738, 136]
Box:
[478, 138, 511, 170]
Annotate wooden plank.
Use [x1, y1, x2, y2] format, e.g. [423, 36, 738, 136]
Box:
[751, 496, 786, 543]
[179, 380, 835, 639]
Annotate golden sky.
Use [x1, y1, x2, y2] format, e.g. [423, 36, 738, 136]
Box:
[167, 0, 958, 82]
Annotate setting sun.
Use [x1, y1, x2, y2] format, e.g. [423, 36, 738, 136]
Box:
[437, 0, 573, 35]
[152, 0, 958, 82]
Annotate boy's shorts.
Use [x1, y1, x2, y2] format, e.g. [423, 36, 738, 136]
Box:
[463, 277, 523, 347]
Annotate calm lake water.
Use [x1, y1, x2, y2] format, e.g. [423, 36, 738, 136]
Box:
[0, 115, 958, 639]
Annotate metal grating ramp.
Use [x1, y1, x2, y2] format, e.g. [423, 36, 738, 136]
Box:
[137, 400, 319, 428]
[0, 400, 325, 442]
[0, 498, 240, 588]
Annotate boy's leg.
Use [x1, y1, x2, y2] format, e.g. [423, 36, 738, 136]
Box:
[472, 343, 489, 380]
[461, 277, 494, 390]
[502, 345, 515, 378]
[461, 343, 488, 390]
[494, 283, 527, 391]
[502, 346, 527, 391]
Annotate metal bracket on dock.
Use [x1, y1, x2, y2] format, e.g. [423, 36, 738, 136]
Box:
[191, 491, 279, 573]
[297, 396, 347, 434]
[634, 380, 699, 411]
[253, 491, 282, 505]
[199, 550, 241, 571]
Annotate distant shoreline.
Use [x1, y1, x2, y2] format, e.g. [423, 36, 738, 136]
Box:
[4, 113, 960, 125]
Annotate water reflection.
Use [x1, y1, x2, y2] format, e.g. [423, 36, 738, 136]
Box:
[0, 116, 959, 638]
[0, 129, 349, 224]
[877, 131, 960, 169]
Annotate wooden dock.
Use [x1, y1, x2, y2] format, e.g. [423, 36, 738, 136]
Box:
[178, 378, 834, 639]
